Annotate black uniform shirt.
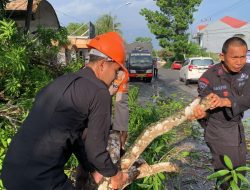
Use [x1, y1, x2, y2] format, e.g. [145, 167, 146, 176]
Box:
[2, 67, 117, 190]
[197, 62, 250, 146]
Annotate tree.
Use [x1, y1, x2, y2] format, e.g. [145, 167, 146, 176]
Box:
[0, 0, 9, 19]
[95, 14, 121, 35]
[66, 23, 88, 36]
[140, 0, 202, 56]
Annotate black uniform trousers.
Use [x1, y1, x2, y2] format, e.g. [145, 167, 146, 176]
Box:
[206, 124, 247, 190]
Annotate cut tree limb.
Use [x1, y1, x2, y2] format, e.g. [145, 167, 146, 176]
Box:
[95, 97, 211, 190]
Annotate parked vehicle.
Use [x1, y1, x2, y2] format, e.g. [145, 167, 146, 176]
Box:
[246, 50, 250, 64]
[179, 57, 214, 85]
[126, 49, 153, 82]
[171, 61, 182, 70]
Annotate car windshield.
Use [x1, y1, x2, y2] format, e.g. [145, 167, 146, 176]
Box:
[129, 54, 152, 65]
[175, 61, 182, 64]
[191, 59, 214, 66]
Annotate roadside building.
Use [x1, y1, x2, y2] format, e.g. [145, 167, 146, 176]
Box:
[6, 0, 60, 32]
[66, 36, 89, 64]
[193, 16, 250, 53]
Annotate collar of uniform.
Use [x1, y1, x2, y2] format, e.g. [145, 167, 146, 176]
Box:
[214, 62, 226, 77]
[75, 66, 109, 88]
[216, 62, 248, 79]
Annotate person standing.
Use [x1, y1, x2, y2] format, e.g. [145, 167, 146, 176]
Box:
[190, 37, 250, 189]
[110, 69, 129, 152]
[2, 32, 128, 190]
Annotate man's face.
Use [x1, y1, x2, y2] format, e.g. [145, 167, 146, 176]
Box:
[99, 60, 121, 86]
[220, 45, 247, 73]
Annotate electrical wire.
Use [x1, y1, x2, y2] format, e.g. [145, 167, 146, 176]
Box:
[195, 0, 250, 25]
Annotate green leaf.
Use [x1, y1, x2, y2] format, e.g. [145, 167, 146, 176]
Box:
[136, 183, 152, 188]
[157, 172, 166, 180]
[235, 166, 250, 172]
[237, 173, 250, 184]
[155, 145, 164, 153]
[224, 155, 233, 170]
[7, 138, 11, 145]
[230, 180, 240, 190]
[181, 151, 190, 157]
[207, 170, 230, 180]
[1, 138, 7, 148]
[231, 170, 238, 184]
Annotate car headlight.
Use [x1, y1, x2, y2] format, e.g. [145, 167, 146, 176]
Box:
[146, 69, 153, 73]
[130, 70, 136, 73]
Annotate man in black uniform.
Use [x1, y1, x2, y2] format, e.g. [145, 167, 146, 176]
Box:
[190, 37, 250, 189]
[1, 32, 128, 190]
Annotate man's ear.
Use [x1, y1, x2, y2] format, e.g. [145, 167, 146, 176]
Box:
[96, 59, 105, 71]
[219, 53, 225, 62]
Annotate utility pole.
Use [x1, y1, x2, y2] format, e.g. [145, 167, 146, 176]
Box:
[25, 0, 33, 33]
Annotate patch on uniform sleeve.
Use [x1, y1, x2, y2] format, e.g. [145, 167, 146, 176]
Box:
[223, 91, 229, 97]
[198, 77, 209, 90]
[199, 77, 209, 84]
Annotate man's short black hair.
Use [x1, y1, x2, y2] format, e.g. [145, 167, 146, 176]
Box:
[89, 54, 105, 62]
[222, 37, 248, 54]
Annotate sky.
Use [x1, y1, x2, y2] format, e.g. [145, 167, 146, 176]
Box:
[46, 0, 250, 50]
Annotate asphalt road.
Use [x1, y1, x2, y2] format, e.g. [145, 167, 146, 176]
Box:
[131, 67, 199, 105]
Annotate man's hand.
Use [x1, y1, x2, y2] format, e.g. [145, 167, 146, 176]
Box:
[109, 71, 125, 95]
[187, 105, 207, 121]
[207, 93, 231, 109]
[120, 131, 128, 150]
[110, 171, 128, 189]
[91, 171, 103, 184]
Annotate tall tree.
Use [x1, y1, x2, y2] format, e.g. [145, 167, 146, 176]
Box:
[66, 23, 88, 36]
[95, 14, 121, 35]
[0, 0, 9, 19]
[140, 0, 202, 55]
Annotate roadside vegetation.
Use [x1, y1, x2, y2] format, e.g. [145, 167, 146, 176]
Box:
[0, 19, 82, 189]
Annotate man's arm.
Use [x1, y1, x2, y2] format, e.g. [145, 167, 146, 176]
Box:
[226, 78, 250, 116]
[85, 89, 118, 177]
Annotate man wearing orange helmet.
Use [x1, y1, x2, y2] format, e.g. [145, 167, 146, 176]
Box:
[2, 32, 128, 190]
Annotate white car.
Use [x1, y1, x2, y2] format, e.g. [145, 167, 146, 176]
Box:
[246, 50, 250, 64]
[179, 57, 214, 85]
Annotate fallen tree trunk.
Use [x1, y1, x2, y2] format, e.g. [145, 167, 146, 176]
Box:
[96, 97, 210, 190]
[75, 97, 211, 190]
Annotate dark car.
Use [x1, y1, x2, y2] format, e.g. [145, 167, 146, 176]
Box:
[171, 61, 182, 70]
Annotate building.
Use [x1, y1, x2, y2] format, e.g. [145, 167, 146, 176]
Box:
[193, 16, 250, 53]
[6, 0, 60, 32]
[65, 36, 90, 64]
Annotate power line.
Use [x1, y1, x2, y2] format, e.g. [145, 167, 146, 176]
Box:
[207, 0, 248, 19]
[54, 9, 85, 24]
[197, 0, 249, 24]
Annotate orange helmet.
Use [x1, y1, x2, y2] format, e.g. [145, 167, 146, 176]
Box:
[87, 32, 126, 69]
